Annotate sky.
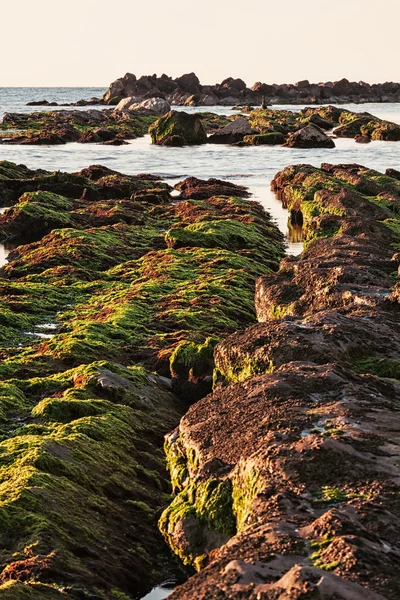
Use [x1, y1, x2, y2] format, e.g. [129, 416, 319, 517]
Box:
[1, 0, 399, 87]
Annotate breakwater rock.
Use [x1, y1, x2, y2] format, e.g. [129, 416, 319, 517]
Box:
[103, 72, 400, 106]
[160, 164, 400, 599]
[0, 161, 285, 598]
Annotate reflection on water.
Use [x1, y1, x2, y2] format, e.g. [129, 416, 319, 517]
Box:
[0, 241, 17, 267]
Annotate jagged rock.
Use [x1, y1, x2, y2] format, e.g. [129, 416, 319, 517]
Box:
[103, 73, 400, 106]
[284, 124, 335, 148]
[160, 163, 400, 599]
[149, 110, 207, 145]
[208, 117, 253, 144]
[174, 72, 201, 94]
[127, 97, 171, 115]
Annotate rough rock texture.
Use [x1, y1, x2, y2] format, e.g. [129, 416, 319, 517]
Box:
[208, 118, 253, 144]
[115, 96, 171, 115]
[149, 111, 208, 145]
[0, 109, 156, 145]
[284, 124, 335, 148]
[160, 164, 400, 599]
[103, 73, 400, 106]
[0, 161, 286, 598]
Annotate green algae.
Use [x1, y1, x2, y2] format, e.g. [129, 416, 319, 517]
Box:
[0, 166, 285, 594]
[159, 478, 236, 566]
[149, 111, 207, 145]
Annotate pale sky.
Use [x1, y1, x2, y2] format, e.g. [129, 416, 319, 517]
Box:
[1, 0, 399, 87]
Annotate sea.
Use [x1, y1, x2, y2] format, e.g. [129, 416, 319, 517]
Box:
[0, 88, 399, 599]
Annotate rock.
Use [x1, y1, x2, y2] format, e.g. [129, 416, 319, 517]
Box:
[221, 77, 247, 91]
[295, 79, 310, 88]
[386, 167, 400, 180]
[160, 164, 400, 599]
[114, 96, 142, 111]
[243, 132, 285, 145]
[26, 100, 58, 106]
[355, 134, 371, 143]
[208, 117, 253, 144]
[161, 135, 185, 147]
[103, 73, 400, 106]
[149, 110, 207, 145]
[284, 124, 335, 148]
[129, 97, 171, 115]
[174, 176, 250, 199]
[174, 72, 201, 94]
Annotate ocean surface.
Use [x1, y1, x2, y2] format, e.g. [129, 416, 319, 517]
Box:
[0, 88, 399, 265]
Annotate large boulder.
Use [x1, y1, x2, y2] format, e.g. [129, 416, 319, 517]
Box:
[103, 72, 138, 103]
[114, 96, 142, 111]
[149, 110, 207, 145]
[221, 77, 247, 91]
[284, 124, 335, 148]
[120, 97, 171, 115]
[174, 72, 201, 94]
[208, 117, 253, 144]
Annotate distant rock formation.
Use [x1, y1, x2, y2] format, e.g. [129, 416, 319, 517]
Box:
[103, 73, 400, 106]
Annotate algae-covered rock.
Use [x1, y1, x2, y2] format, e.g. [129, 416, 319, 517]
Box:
[243, 132, 285, 145]
[0, 362, 183, 598]
[284, 124, 335, 148]
[160, 163, 400, 599]
[149, 111, 207, 145]
[0, 163, 286, 597]
[207, 117, 252, 144]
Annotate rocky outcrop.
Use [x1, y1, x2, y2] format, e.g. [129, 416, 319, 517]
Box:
[0, 109, 157, 145]
[208, 117, 253, 144]
[283, 123, 335, 148]
[103, 73, 400, 106]
[159, 164, 400, 599]
[0, 160, 286, 598]
[115, 96, 171, 115]
[149, 111, 208, 145]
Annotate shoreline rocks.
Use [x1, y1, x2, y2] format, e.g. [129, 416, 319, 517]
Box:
[103, 72, 400, 106]
[0, 160, 285, 598]
[159, 164, 400, 599]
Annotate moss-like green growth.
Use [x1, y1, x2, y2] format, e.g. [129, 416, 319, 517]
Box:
[149, 111, 207, 145]
[243, 132, 285, 145]
[355, 356, 400, 380]
[0, 164, 285, 595]
[310, 535, 339, 571]
[232, 464, 261, 530]
[0, 361, 181, 598]
[159, 479, 236, 566]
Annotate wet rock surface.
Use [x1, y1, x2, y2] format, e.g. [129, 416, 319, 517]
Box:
[1, 104, 399, 148]
[149, 110, 208, 146]
[0, 109, 156, 145]
[160, 164, 400, 599]
[0, 161, 285, 598]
